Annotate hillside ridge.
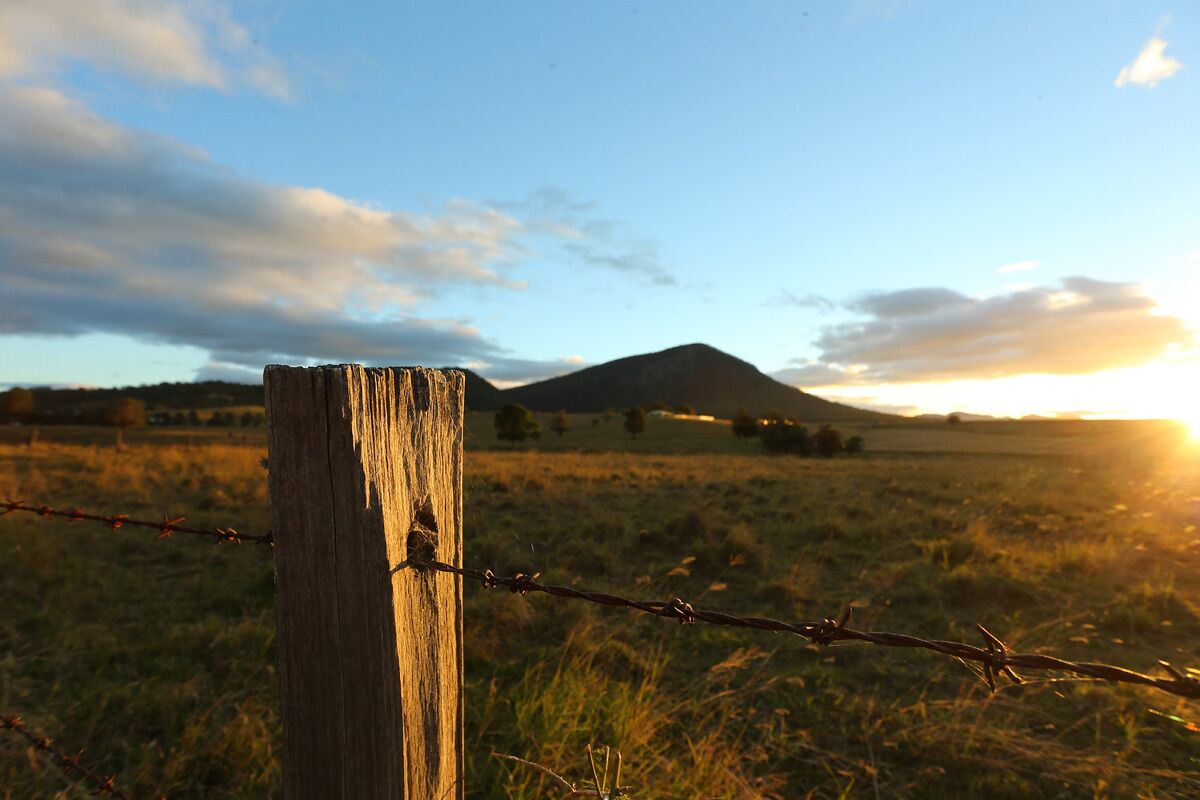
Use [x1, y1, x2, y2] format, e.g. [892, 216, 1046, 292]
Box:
[11, 344, 890, 421]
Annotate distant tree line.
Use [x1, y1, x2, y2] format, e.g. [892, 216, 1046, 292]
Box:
[494, 403, 653, 443]
[0, 387, 263, 428]
[731, 408, 865, 457]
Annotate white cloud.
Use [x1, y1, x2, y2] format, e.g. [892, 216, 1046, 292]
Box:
[997, 258, 1039, 274]
[773, 278, 1193, 386]
[0, 85, 576, 381]
[0, 0, 290, 98]
[1115, 37, 1183, 88]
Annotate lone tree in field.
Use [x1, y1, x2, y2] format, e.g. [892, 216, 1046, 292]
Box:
[0, 387, 34, 423]
[105, 397, 146, 448]
[814, 424, 843, 458]
[494, 403, 540, 444]
[947, 413, 962, 424]
[624, 407, 646, 439]
[844, 435, 865, 455]
[731, 408, 758, 439]
[550, 410, 570, 438]
[187, 409, 200, 426]
[672, 403, 696, 416]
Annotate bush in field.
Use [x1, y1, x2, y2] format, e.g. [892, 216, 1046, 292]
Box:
[187, 409, 200, 426]
[0, 387, 34, 422]
[104, 397, 146, 447]
[672, 403, 696, 415]
[731, 408, 758, 439]
[814, 424, 843, 458]
[624, 407, 647, 439]
[495, 404, 540, 443]
[104, 397, 146, 429]
[948, 413, 962, 424]
[759, 417, 810, 455]
[844, 435, 865, 455]
[550, 410, 570, 438]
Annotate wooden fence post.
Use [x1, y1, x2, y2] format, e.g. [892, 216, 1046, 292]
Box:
[264, 365, 465, 799]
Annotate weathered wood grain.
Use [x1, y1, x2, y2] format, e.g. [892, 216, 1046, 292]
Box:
[265, 365, 464, 799]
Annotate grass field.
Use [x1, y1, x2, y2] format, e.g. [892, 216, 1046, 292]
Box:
[1, 419, 1198, 798]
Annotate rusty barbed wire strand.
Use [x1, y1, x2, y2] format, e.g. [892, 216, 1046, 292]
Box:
[5, 499, 1197, 700]
[1, 715, 138, 799]
[400, 555, 1200, 702]
[2, 500, 272, 547]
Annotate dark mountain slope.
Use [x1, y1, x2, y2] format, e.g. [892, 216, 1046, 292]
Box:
[504, 343, 890, 421]
[459, 369, 506, 411]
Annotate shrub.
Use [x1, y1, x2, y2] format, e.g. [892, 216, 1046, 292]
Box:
[759, 418, 810, 455]
[0, 387, 34, 422]
[624, 407, 646, 439]
[814, 424, 843, 458]
[844, 435, 865, 454]
[730, 408, 758, 439]
[494, 404, 540, 443]
[550, 410, 570, 438]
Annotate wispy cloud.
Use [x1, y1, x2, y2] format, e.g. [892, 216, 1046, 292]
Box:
[765, 289, 836, 312]
[773, 278, 1193, 386]
[563, 241, 676, 286]
[1115, 37, 1183, 88]
[0, 0, 291, 98]
[495, 188, 675, 286]
[997, 258, 1039, 274]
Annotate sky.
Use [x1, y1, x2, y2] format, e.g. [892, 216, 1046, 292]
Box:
[0, 1, 1197, 420]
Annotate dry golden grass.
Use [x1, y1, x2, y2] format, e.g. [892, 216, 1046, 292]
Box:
[1, 425, 1198, 798]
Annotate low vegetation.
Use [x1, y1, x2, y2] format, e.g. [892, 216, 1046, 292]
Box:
[0, 421, 1197, 797]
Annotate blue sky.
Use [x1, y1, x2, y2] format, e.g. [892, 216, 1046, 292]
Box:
[1, 1, 1197, 417]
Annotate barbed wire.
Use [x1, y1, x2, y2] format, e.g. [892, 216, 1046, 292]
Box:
[2, 500, 272, 546]
[5, 498, 1196, 701]
[1, 715, 140, 799]
[400, 555, 1200, 701]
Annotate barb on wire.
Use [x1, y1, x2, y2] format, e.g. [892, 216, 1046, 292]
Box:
[402, 555, 1200, 702]
[1, 715, 137, 799]
[2, 500, 273, 547]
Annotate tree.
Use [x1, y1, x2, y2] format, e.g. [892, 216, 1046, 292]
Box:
[947, 413, 962, 425]
[731, 408, 758, 439]
[624, 407, 646, 439]
[105, 397, 146, 448]
[814, 424, 843, 458]
[550, 410, 570, 438]
[105, 397, 146, 429]
[760, 418, 810, 455]
[844, 435, 865, 455]
[671, 403, 696, 416]
[494, 404, 540, 444]
[0, 388, 34, 422]
[187, 409, 200, 426]
[240, 411, 255, 427]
